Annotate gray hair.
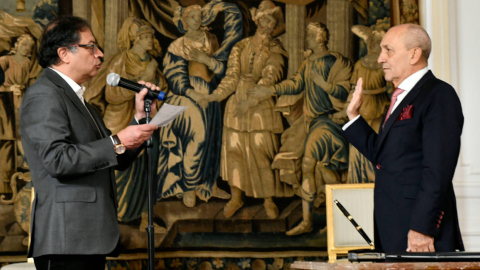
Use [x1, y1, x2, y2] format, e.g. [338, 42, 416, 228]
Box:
[403, 24, 431, 62]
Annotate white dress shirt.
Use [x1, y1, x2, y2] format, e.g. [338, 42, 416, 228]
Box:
[49, 67, 86, 104]
[343, 67, 429, 130]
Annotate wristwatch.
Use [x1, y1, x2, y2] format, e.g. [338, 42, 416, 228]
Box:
[112, 135, 126, 154]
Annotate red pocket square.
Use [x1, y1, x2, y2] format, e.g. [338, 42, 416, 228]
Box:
[396, 105, 414, 121]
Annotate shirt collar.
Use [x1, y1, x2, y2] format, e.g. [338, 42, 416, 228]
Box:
[397, 66, 429, 93]
[48, 67, 86, 102]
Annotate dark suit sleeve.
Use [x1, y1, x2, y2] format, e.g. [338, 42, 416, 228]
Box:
[342, 116, 378, 164]
[20, 87, 119, 178]
[114, 118, 145, 171]
[409, 85, 463, 236]
[86, 102, 144, 171]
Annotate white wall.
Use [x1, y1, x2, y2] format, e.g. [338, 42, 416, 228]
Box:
[422, 0, 480, 251]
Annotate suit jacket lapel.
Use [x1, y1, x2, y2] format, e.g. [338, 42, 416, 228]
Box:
[43, 69, 103, 139]
[376, 71, 436, 152]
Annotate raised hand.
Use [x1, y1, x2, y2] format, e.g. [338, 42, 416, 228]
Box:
[346, 78, 363, 120]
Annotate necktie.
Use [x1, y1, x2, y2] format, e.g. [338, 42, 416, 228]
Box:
[79, 87, 104, 139]
[85, 103, 104, 138]
[77, 86, 86, 103]
[383, 88, 405, 125]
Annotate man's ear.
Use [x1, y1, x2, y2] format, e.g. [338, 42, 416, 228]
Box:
[57, 47, 70, 64]
[409, 47, 423, 65]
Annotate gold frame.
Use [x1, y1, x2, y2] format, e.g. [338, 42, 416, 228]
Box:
[325, 183, 375, 263]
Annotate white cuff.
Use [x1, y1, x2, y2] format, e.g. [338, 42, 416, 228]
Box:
[109, 136, 118, 156]
[110, 135, 115, 145]
[342, 115, 361, 130]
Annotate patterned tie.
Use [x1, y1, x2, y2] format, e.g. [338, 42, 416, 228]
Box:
[383, 88, 405, 125]
[77, 86, 86, 103]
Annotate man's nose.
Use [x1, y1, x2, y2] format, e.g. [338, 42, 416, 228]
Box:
[377, 53, 385, 63]
[95, 48, 104, 58]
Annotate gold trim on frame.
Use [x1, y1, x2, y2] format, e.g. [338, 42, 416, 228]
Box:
[325, 183, 375, 263]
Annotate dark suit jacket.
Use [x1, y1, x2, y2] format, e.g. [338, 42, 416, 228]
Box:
[343, 71, 464, 252]
[20, 68, 142, 257]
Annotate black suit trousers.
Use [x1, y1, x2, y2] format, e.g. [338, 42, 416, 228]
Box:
[34, 255, 106, 270]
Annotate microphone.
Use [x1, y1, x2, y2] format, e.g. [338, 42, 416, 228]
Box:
[106, 73, 166, 101]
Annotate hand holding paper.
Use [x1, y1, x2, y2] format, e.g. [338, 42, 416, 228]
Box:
[149, 103, 187, 127]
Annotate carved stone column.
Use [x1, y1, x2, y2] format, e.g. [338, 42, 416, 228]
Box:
[284, 4, 306, 78]
[326, 0, 354, 60]
[104, 0, 129, 60]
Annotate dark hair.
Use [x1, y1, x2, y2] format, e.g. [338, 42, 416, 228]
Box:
[38, 16, 92, 68]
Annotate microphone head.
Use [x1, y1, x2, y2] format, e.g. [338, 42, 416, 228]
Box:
[106, 73, 120, 86]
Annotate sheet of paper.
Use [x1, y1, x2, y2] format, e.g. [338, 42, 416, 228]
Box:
[150, 103, 187, 127]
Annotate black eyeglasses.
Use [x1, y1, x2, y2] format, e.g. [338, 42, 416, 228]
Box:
[71, 44, 100, 56]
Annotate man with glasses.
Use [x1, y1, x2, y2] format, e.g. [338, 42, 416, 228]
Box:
[20, 16, 159, 270]
[71, 43, 100, 53]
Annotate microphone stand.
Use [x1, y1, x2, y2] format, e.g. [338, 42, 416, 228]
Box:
[144, 98, 155, 270]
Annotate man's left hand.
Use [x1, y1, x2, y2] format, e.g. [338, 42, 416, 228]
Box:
[135, 81, 160, 120]
[407, 229, 435, 252]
